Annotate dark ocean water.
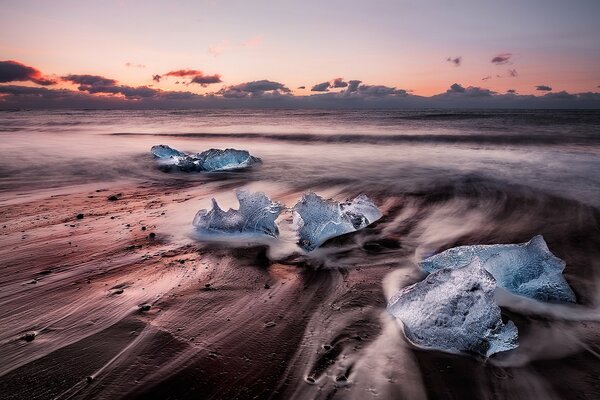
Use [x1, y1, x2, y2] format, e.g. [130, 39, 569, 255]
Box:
[0, 109, 599, 399]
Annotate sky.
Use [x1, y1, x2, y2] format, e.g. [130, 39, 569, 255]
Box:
[1, 0, 600, 108]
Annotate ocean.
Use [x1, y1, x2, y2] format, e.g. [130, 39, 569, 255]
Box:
[0, 109, 599, 399]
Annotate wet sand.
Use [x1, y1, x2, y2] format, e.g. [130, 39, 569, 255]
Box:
[1, 109, 600, 399]
[1, 175, 600, 400]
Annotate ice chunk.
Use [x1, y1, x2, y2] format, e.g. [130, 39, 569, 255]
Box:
[150, 145, 261, 172]
[387, 259, 519, 357]
[195, 148, 261, 171]
[151, 144, 185, 159]
[293, 193, 382, 251]
[420, 235, 576, 303]
[193, 190, 283, 237]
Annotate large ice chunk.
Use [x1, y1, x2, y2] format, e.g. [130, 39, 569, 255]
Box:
[150, 145, 261, 172]
[195, 148, 261, 171]
[193, 190, 283, 237]
[293, 193, 382, 251]
[387, 259, 519, 357]
[420, 235, 576, 303]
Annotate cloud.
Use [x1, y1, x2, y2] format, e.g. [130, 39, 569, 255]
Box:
[190, 74, 222, 86]
[536, 85, 552, 91]
[217, 80, 290, 98]
[508, 69, 518, 77]
[163, 69, 204, 78]
[62, 73, 159, 99]
[125, 62, 146, 68]
[347, 80, 362, 93]
[356, 85, 407, 97]
[507, 89, 517, 94]
[491, 53, 512, 65]
[152, 69, 222, 86]
[3, 83, 600, 109]
[446, 56, 462, 66]
[332, 78, 348, 88]
[482, 76, 492, 81]
[440, 83, 494, 97]
[447, 83, 466, 93]
[62, 74, 118, 87]
[311, 81, 331, 92]
[297, 86, 306, 89]
[0, 60, 57, 85]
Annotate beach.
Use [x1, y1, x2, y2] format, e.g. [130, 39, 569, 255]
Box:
[1, 109, 600, 399]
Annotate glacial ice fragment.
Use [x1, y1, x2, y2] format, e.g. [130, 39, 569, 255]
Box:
[193, 190, 283, 237]
[420, 235, 576, 303]
[387, 259, 519, 357]
[293, 193, 382, 251]
[150, 145, 261, 172]
[195, 148, 261, 171]
[151, 144, 185, 159]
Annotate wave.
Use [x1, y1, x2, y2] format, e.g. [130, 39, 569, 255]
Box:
[111, 131, 600, 146]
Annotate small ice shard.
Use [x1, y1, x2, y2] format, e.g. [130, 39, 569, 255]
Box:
[193, 190, 283, 237]
[387, 259, 519, 357]
[195, 148, 261, 171]
[420, 235, 576, 303]
[293, 193, 382, 251]
[151, 144, 185, 159]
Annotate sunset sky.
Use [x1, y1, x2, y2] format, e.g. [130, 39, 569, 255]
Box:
[1, 0, 599, 108]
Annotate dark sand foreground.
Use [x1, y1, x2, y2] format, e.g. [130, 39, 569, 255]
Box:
[1, 175, 600, 400]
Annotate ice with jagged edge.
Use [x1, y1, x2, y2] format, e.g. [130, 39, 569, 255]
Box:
[192, 190, 283, 238]
[420, 235, 576, 303]
[150, 145, 261, 172]
[387, 259, 519, 357]
[195, 148, 261, 171]
[292, 193, 382, 251]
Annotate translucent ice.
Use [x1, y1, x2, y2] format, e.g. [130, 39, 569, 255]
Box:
[293, 193, 382, 251]
[387, 259, 519, 357]
[193, 190, 283, 237]
[151, 144, 185, 159]
[150, 145, 261, 172]
[195, 148, 261, 171]
[420, 235, 576, 303]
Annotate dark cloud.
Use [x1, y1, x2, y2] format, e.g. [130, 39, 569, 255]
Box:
[507, 89, 517, 94]
[190, 74, 222, 87]
[536, 85, 552, 91]
[508, 69, 518, 77]
[447, 83, 466, 93]
[482, 76, 492, 81]
[0, 60, 57, 85]
[332, 78, 348, 88]
[446, 56, 462, 66]
[2, 83, 600, 109]
[357, 85, 407, 97]
[152, 69, 222, 86]
[0, 85, 72, 98]
[297, 86, 306, 89]
[125, 62, 146, 68]
[218, 80, 290, 98]
[346, 80, 362, 93]
[62, 73, 159, 99]
[311, 81, 331, 92]
[441, 83, 494, 97]
[491, 53, 512, 65]
[62, 74, 118, 87]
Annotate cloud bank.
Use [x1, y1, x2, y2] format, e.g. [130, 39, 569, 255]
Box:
[1, 60, 599, 109]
